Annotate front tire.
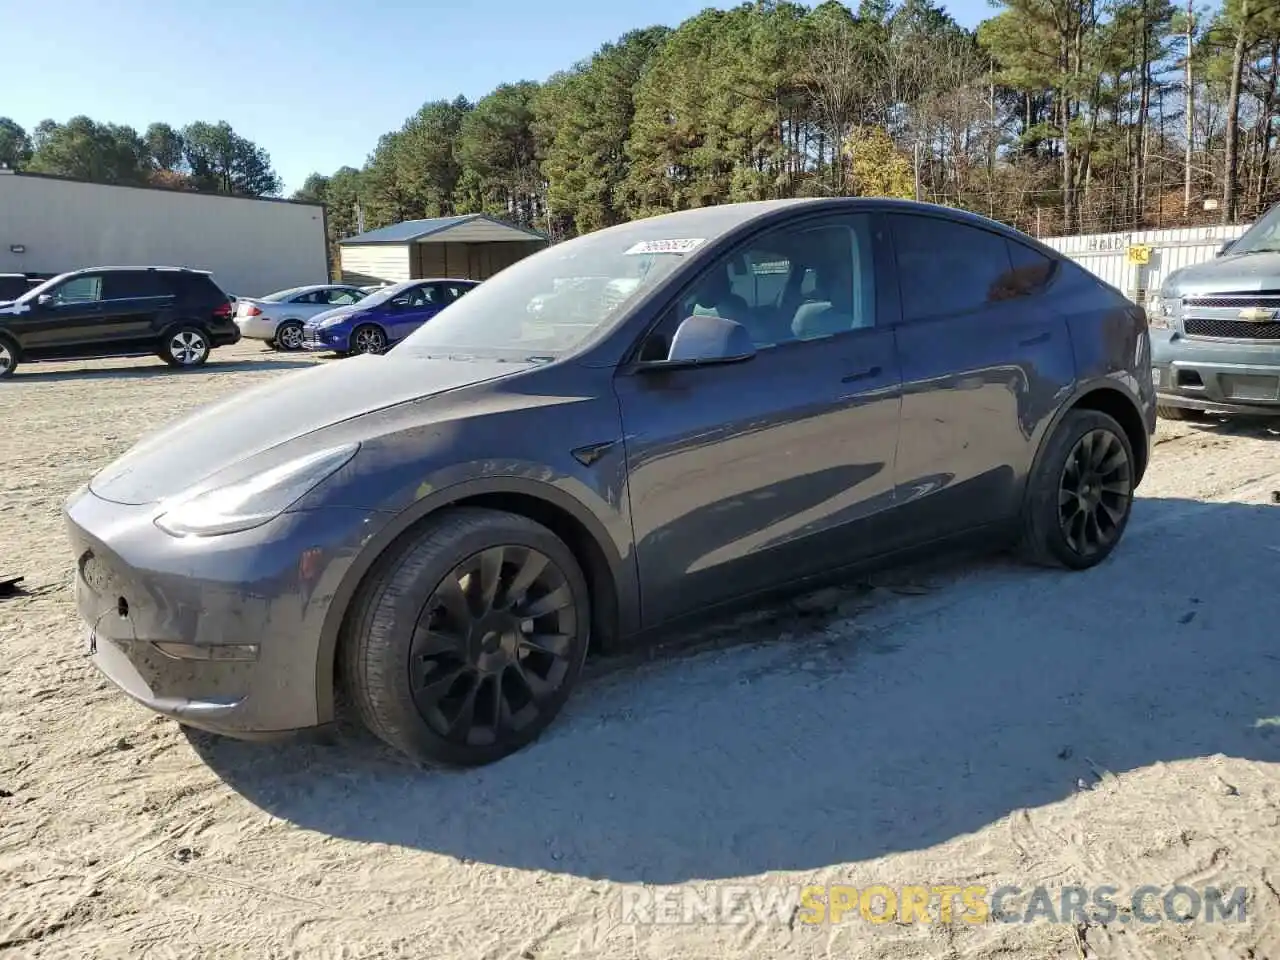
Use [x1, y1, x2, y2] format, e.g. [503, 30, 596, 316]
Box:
[342, 507, 591, 767]
[0, 337, 17, 379]
[274, 320, 305, 351]
[349, 324, 386, 355]
[1018, 408, 1135, 570]
[160, 326, 211, 368]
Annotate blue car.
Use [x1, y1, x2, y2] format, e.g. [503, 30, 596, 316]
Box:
[302, 277, 479, 355]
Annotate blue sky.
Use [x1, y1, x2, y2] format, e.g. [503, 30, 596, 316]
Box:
[3, 0, 994, 196]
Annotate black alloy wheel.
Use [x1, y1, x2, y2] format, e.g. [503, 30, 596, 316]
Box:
[1018, 408, 1136, 570]
[1057, 427, 1133, 559]
[409, 544, 579, 747]
[343, 507, 590, 766]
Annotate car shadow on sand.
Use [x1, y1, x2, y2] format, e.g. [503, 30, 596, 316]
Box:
[1176, 414, 1280, 440]
[188, 495, 1280, 883]
[12, 358, 319, 382]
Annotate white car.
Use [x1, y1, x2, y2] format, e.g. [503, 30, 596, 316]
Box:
[235, 284, 369, 351]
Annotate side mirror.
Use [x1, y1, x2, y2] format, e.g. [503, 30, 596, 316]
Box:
[1217, 239, 1236, 257]
[37, 294, 54, 307]
[644, 314, 756, 369]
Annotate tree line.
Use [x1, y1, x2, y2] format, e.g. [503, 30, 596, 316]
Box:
[0, 116, 282, 197]
[294, 0, 1279, 254]
[5, 0, 1278, 257]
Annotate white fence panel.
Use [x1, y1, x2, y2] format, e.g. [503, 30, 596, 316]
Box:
[1040, 223, 1251, 306]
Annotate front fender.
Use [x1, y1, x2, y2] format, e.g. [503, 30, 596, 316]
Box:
[311, 470, 639, 725]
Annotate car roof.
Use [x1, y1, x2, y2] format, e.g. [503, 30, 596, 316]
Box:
[609, 197, 1040, 246]
[59, 265, 214, 276]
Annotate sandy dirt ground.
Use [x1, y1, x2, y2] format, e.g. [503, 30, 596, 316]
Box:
[2, 342, 1279, 960]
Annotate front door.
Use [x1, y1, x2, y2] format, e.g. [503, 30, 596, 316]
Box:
[10, 273, 110, 360]
[614, 213, 903, 627]
[383, 282, 441, 343]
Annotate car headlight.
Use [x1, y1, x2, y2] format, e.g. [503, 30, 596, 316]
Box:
[319, 315, 348, 328]
[154, 444, 358, 537]
[1147, 295, 1176, 329]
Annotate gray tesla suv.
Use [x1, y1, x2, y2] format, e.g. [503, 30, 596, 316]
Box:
[65, 198, 1156, 767]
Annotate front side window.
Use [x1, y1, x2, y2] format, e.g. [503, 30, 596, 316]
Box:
[327, 288, 363, 305]
[390, 284, 433, 309]
[674, 215, 877, 347]
[50, 275, 104, 305]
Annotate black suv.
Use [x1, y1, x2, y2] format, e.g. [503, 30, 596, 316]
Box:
[0, 266, 241, 379]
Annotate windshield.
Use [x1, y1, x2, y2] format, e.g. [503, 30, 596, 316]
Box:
[356, 280, 418, 308]
[396, 215, 743, 358]
[17, 272, 73, 303]
[1229, 203, 1280, 254]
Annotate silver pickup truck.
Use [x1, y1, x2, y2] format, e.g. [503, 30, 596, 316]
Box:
[1149, 203, 1280, 419]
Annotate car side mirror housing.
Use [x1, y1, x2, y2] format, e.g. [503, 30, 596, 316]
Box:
[37, 294, 53, 307]
[642, 314, 756, 370]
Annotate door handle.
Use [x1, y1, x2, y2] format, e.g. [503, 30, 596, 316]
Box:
[1019, 331, 1050, 347]
[841, 365, 882, 383]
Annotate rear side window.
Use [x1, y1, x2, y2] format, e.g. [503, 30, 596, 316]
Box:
[889, 214, 1013, 322]
[999, 240, 1057, 298]
[103, 271, 169, 299]
[169, 272, 226, 303]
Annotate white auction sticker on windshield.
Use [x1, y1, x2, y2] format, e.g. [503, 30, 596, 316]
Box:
[623, 238, 706, 255]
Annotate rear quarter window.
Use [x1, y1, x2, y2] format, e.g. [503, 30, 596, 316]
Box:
[168, 272, 227, 303]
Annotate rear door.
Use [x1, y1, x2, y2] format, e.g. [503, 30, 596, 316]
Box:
[97, 271, 173, 351]
[885, 212, 1073, 533]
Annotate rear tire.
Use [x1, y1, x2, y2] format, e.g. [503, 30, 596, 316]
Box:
[274, 320, 305, 352]
[1017, 408, 1135, 570]
[0, 336, 17, 379]
[1156, 404, 1204, 421]
[341, 507, 591, 767]
[160, 326, 211, 368]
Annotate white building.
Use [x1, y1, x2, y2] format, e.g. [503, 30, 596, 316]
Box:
[0, 170, 328, 297]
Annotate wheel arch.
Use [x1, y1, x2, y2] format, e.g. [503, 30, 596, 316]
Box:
[349, 319, 389, 341]
[1031, 380, 1150, 491]
[158, 318, 213, 342]
[314, 477, 632, 725]
[0, 327, 21, 360]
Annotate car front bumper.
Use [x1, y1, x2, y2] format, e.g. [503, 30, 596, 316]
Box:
[235, 316, 279, 341]
[1151, 329, 1280, 415]
[64, 484, 386, 737]
[301, 326, 350, 353]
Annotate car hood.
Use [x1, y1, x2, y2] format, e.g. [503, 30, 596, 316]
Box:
[88, 353, 531, 505]
[1164, 251, 1280, 296]
[308, 305, 363, 327]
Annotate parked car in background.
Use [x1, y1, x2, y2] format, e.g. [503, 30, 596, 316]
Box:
[235, 283, 368, 351]
[358, 283, 391, 293]
[66, 198, 1154, 768]
[1150, 202, 1280, 419]
[302, 278, 479, 355]
[0, 273, 34, 301]
[0, 266, 239, 378]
